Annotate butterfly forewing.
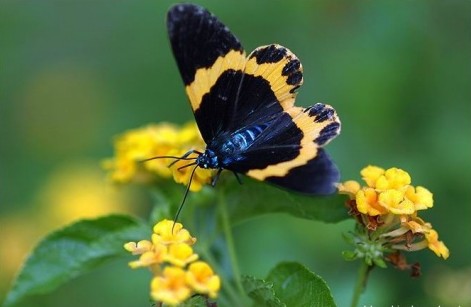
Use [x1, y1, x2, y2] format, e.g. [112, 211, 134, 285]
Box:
[167, 4, 246, 143]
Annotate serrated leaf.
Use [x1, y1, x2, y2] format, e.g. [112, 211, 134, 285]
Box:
[266, 262, 336, 307]
[242, 275, 285, 307]
[225, 179, 348, 224]
[3, 214, 150, 307]
[179, 295, 208, 307]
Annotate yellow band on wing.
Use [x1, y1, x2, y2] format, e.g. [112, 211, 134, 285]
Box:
[185, 49, 246, 111]
[245, 45, 302, 110]
[246, 105, 339, 180]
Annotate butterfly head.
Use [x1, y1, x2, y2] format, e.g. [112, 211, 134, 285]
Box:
[196, 149, 219, 169]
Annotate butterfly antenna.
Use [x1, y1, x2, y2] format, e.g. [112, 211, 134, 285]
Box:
[140, 149, 201, 167]
[172, 164, 198, 233]
[139, 155, 196, 163]
[177, 162, 197, 171]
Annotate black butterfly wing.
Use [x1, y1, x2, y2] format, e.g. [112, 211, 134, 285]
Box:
[167, 4, 246, 143]
[167, 5, 302, 144]
[229, 104, 341, 194]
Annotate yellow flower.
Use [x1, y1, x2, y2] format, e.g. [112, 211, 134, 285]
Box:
[151, 266, 191, 305]
[128, 244, 167, 269]
[361, 165, 385, 188]
[378, 190, 415, 215]
[375, 167, 411, 191]
[152, 219, 196, 246]
[186, 261, 221, 298]
[165, 243, 199, 267]
[425, 229, 450, 259]
[405, 186, 433, 210]
[178, 122, 203, 144]
[125, 219, 221, 304]
[123, 240, 153, 255]
[169, 148, 212, 192]
[356, 188, 388, 216]
[340, 165, 449, 267]
[104, 122, 213, 191]
[337, 180, 361, 198]
[104, 124, 176, 182]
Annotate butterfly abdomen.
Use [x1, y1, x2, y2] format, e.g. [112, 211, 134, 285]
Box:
[205, 124, 270, 166]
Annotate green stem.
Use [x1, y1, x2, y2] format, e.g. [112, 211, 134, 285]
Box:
[218, 191, 245, 296]
[350, 261, 371, 307]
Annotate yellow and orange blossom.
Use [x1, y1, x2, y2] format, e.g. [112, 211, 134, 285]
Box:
[151, 266, 191, 305]
[338, 165, 449, 269]
[124, 219, 220, 305]
[186, 261, 221, 298]
[103, 122, 212, 191]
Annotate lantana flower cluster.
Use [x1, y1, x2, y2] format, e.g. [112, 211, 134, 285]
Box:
[338, 166, 449, 274]
[124, 219, 220, 305]
[103, 122, 212, 191]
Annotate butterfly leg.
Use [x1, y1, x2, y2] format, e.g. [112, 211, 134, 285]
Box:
[232, 171, 243, 185]
[211, 168, 224, 187]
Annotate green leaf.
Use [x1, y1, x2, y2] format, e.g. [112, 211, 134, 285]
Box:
[342, 250, 358, 261]
[3, 214, 150, 307]
[180, 295, 208, 307]
[242, 275, 285, 307]
[373, 257, 387, 268]
[224, 179, 349, 224]
[266, 262, 336, 307]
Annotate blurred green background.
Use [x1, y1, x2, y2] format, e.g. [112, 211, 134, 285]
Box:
[1, 0, 470, 306]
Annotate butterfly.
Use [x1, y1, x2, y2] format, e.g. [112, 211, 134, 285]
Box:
[164, 3, 341, 202]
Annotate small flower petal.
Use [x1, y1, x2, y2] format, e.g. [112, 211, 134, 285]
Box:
[128, 245, 167, 269]
[356, 187, 388, 216]
[153, 219, 196, 246]
[378, 189, 415, 215]
[165, 243, 199, 267]
[124, 240, 153, 255]
[375, 168, 411, 191]
[425, 230, 450, 259]
[405, 186, 433, 210]
[360, 165, 385, 188]
[337, 180, 361, 198]
[151, 266, 191, 305]
[402, 216, 432, 234]
[186, 261, 221, 298]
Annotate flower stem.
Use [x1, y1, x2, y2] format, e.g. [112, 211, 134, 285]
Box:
[218, 191, 245, 296]
[350, 261, 371, 307]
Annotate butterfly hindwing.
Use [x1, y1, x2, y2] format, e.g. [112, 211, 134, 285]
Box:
[236, 103, 340, 194]
[266, 148, 340, 194]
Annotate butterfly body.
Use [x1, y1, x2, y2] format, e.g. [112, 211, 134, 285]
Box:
[167, 4, 341, 195]
[199, 123, 271, 169]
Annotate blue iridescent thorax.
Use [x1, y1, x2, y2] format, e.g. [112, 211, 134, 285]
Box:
[197, 123, 270, 169]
